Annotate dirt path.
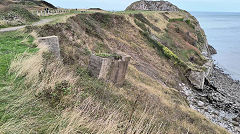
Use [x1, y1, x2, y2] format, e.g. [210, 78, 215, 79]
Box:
[0, 18, 54, 32]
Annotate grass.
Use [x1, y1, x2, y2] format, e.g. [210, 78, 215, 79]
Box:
[169, 18, 184, 22]
[0, 6, 39, 28]
[140, 31, 186, 68]
[96, 53, 122, 60]
[0, 30, 43, 132]
[0, 11, 229, 134]
[134, 13, 161, 32]
[134, 19, 149, 32]
[0, 31, 38, 83]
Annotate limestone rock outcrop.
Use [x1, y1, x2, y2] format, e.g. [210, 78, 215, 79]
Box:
[125, 0, 180, 11]
[187, 60, 214, 89]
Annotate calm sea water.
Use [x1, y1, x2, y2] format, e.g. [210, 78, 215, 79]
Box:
[191, 12, 240, 80]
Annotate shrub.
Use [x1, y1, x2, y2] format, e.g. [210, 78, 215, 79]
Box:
[185, 19, 191, 25]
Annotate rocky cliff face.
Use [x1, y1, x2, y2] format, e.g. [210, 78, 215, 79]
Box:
[126, 2, 215, 90]
[126, 0, 180, 11]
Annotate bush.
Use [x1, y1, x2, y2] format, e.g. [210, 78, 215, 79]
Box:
[185, 19, 191, 25]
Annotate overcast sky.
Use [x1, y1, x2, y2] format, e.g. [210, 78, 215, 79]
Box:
[46, 0, 240, 12]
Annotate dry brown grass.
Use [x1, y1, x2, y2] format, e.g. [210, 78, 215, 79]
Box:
[9, 43, 78, 94]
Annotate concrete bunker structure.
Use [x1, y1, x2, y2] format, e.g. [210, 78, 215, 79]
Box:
[37, 36, 61, 59]
[88, 52, 131, 86]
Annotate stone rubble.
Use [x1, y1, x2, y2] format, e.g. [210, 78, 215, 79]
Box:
[181, 65, 240, 134]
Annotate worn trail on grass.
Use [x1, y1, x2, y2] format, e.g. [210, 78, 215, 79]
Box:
[0, 18, 54, 32]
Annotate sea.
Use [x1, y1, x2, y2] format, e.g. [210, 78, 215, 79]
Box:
[191, 12, 240, 80]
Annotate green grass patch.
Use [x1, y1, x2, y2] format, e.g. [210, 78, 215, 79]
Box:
[169, 18, 184, 22]
[0, 30, 51, 132]
[0, 31, 38, 83]
[96, 53, 122, 60]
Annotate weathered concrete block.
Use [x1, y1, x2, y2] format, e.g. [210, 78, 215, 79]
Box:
[37, 36, 61, 59]
[88, 52, 131, 86]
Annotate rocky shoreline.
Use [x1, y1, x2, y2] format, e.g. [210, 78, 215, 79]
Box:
[181, 64, 240, 134]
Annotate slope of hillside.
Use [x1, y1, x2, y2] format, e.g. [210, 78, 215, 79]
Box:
[0, 6, 40, 28]
[0, 0, 57, 28]
[0, 0, 56, 9]
[0, 1, 230, 134]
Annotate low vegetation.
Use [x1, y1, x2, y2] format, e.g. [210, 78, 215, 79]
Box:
[134, 13, 161, 32]
[96, 53, 122, 59]
[0, 10, 228, 134]
[0, 6, 39, 27]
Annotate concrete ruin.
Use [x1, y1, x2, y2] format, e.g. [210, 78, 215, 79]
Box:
[37, 36, 61, 59]
[88, 52, 131, 86]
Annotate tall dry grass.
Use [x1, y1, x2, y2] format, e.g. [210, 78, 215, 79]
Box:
[9, 44, 78, 94]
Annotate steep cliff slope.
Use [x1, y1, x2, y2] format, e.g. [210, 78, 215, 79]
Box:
[0, 1, 228, 134]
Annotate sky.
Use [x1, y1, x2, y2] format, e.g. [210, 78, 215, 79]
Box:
[46, 0, 240, 12]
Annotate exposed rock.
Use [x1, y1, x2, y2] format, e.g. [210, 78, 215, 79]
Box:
[233, 117, 240, 122]
[188, 70, 205, 89]
[187, 59, 213, 90]
[125, 0, 180, 11]
[208, 44, 217, 55]
[88, 52, 131, 86]
[37, 36, 61, 59]
[197, 101, 205, 107]
[231, 121, 239, 126]
[204, 59, 214, 78]
[183, 65, 240, 134]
